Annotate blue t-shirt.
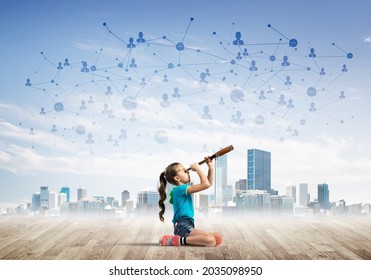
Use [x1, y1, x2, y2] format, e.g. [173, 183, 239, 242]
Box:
[171, 183, 194, 224]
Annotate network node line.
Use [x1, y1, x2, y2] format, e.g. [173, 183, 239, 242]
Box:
[23, 19, 354, 157]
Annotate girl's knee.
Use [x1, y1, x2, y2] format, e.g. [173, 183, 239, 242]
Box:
[204, 234, 217, 246]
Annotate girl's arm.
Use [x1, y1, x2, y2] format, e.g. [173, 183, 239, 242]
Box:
[186, 162, 211, 194]
[206, 157, 214, 186]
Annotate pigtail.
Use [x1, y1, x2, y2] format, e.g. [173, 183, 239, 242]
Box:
[158, 171, 167, 222]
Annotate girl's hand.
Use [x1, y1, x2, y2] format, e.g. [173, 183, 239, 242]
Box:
[205, 156, 214, 168]
[190, 162, 201, 171]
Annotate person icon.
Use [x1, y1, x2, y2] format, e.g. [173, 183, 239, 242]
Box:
[281, 55, 290, 66]
[161, 93, 170, 107]
[172, 87, 181, 98]
[259, 90, 266, 100]
[320, 67, 326, 75]
[127, 37, 136, 48]
[308, 48, 316, 58]
[199, 72, 208, 84]
[81, 61, 89, 73]
[130, 112, 137, 122]
[102, 103, 110, 114]
[339, 90, 345, 99]
[341, 64, 348, 72]
[162, 74, 169, 82]
[309, 102, 316, 112]
[201, 106, 212, 120]
[86, 133, 94, 144]
[80, 101, 87, 110]
[64, 58, 70, 66]
[130, 58, 137, 68]
[243, 48, 248, 57]
[235, 111, 244, 124]
[284, 76, 292, 85]
[119, 129, 127, 140]
[57, 62, 63, 70]
[25, 78, 31, 86]
[39, 107, 46, 115]
[106, 86, 113, 95]
[233, 31, 244, 45]
[236, 52, 242, 60]
[278, 94, 287, 105]
[287, 99, 294, 108]
[29, 128, 35, 135]
[136, 32, 145, 43]
[219, 97, 225, 105]
[51, 125, 57, 133]
[249, 60, 258, 71]
[88, 96, 94, 104]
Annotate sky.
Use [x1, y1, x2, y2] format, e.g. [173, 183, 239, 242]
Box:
[0, 0, 371, 208]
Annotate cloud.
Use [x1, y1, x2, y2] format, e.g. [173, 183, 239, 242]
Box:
[363, 37, 371, 43]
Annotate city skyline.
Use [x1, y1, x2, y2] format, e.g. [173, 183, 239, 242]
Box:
[1, 0, 371, 208]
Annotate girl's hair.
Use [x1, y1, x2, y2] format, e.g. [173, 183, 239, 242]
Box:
[158, 162, 180, 222]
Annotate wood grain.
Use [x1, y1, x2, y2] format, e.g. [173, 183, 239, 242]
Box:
[0, 215, 370, 260]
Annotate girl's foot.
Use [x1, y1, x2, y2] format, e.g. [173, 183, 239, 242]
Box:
[159, 235, 181, 246]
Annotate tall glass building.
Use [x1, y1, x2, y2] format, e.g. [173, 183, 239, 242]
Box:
[77, 187, 87, 201]
[40, 186, 49, 209]
[318, 183, 330, 209]
[32, 192, 40, 211]
[60, 187, 70, 202]
[247, 149, 271, 193]
[215, 154, 227, 206]
[121, 190, 130, 207]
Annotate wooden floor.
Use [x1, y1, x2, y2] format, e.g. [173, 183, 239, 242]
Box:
[1, 215, 371, 260]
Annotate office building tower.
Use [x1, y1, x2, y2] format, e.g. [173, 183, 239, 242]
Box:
[137, 189, 159, 206]
[285, 184, 296, 203]
[222, 185, 233, 206]
[77, 188, 87, 201]
[215, 154, 227, 206]
[58, 193, 67, 205]
[40, 186, 49, 209]
[32, 192, 40, 211]
[60, 187, 70, 202]
[106, 197, 115, 206]
[297, 183, 309, 207]
[49, 192, 58, 209]
[247, 149, 271, 192]
[235, 179, 247, 191]
[121, 190, 130, 207]
[318, 183, 330, 209]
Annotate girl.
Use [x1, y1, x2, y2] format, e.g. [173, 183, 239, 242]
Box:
[158, 157, 222, 246]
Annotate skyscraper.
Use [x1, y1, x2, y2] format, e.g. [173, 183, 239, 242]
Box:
[215, 154, 227, 206]
[32, 192, 40, 211]
[60, 187, 70, 202]
[49, 192, 58, 209]
[77, 187, 87, 201]
[247, 149, 271, 193]
[297, 183, 309, 207]
[121, 190, 130, 207]
[318, 183, 330, 209]
[40, 186, 49, 209]
[285, 184, 296, 203]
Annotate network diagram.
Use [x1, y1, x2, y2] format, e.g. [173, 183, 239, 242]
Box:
[23, 18, 353, 157]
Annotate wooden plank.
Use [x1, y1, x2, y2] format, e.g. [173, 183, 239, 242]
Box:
[0, 216, 371, 260]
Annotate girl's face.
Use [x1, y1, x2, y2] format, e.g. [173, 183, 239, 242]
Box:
[174, 164, 190, 184]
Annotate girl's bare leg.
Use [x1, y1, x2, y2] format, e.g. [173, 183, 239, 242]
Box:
[185, 228, 222, 246]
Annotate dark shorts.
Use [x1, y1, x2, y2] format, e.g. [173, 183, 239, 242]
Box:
[174, 218, 194, 237]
